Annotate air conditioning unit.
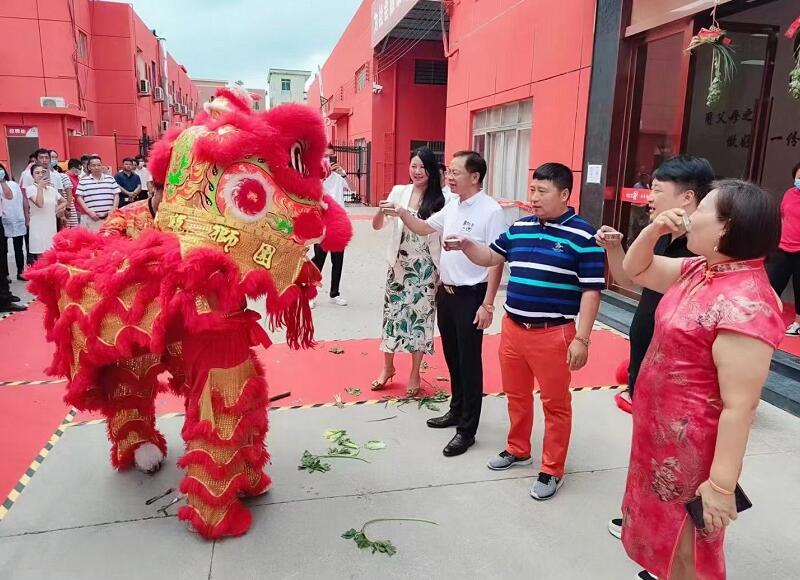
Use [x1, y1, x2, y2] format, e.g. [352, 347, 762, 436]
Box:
[40, 96, 66, 108]
[153, 86, 165, 102]
[138, 79, 151, 95]
[168, 95, 175, 107]
[160, 120, 170, 132]
[178, 103, 186, 115]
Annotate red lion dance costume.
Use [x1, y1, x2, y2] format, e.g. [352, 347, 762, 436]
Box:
[26, 88, 352, 539]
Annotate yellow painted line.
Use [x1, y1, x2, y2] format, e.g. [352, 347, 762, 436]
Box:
[0, 408, 77, 522]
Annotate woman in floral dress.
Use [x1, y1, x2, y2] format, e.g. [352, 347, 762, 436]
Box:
[620, 180, 785, 580]
[371, 147, 446, 395]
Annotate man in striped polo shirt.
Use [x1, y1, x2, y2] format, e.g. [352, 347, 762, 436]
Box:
[449, 162, 604, 500]
[75, 155, 121, 232]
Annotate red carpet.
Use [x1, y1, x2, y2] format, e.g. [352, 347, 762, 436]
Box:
[0, 384, 71, 508]
[0, 302, 55, 382]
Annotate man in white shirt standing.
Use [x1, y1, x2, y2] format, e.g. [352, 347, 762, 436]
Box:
[75, 155, 121, 232]
[312, 144, 351, 307]
[135, 155, 153, 201]
[383, 150, 506, 456]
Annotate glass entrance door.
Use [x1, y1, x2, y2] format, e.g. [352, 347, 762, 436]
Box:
[683, 23, 779, 182]
[610, 21, 695, 295]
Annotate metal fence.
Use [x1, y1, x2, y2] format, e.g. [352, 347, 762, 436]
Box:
[332, 141, 371, 205]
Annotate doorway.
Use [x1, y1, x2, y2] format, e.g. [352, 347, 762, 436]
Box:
[6, 128, 40, 181]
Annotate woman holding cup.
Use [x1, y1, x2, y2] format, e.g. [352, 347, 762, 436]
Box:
[25, 163, 65, 263]
[371, 147, 446, 395]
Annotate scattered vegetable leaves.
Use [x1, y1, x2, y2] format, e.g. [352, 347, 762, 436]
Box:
[334, 394, 344, 408]
[364, 440, 387, 450]
[329, 347, 345, 355]
[342, 518, 438, 556]
[345, 387, 362, 396]
[383, 388, 450, 412]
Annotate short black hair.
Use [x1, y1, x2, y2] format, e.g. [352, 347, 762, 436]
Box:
[49, 150, 58, 157]
[452, 150, 487, 185]
[67, 158, 81, 170]
[0, 162, 9, 181]
[122, 157, 136, 165]
[33, 148, 50, 159]
[87, 155, 102, 164]
[532, 162, 573, 193]
[80, 155, 90, 163]
[135, 154, 145, 161]
[714, 179, 780, 260]
[792, 161, 800, 180]
[28, 153, 37, 161]
[653, 155, 715, 203]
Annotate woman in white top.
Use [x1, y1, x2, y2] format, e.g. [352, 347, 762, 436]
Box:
[0, 162, 29, 280]
[371, 147, 446, 395]
[25, 164, 65, 261]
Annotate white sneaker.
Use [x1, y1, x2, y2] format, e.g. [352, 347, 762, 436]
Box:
[329, 296, 348, 306]
[309, 299, 316, 309]
[786, 322, 800, 336]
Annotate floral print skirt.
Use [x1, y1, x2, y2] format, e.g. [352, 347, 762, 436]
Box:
[380, 228, 436, 354]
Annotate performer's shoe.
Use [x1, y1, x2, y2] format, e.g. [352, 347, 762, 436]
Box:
[134, 442, 165, 474]
[0, 302, 27, 313]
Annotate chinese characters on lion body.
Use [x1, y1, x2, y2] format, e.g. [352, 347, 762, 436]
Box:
[26, 88, 352, 539]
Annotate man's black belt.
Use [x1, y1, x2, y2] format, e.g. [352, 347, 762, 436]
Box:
[508, 316, 572, 330]
[440, 282, 487, 295]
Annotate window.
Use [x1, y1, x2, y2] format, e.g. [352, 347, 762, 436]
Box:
[253, 101, 260, 110]
[355, 64, 368, 93]
[472, 100, 533, 209]
[410, 140, 445, 164]
[151, 61, 158, 85]
[414, 59, 448, 85]
[281, 78, 291, 91]
[78, 31, 88, 60]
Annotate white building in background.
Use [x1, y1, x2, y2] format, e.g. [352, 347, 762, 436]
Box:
[267, 69, 311, 108]
[192, 78, 266, 112]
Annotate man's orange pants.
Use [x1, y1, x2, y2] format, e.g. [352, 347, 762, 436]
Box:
[499, 316, 575, 477]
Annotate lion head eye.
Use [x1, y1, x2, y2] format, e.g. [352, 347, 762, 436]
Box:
[289, 141, 308, 176]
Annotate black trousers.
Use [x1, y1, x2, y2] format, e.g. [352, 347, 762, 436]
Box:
[436, 282, 487, 437]
[11, 235, 27, 273]
[0, 222, 7, 280]
[767, 249, 800, 311]
[312, 244, 344, 298]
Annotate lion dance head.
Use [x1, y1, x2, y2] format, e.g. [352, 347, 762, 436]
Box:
[147, 87, 352, 346]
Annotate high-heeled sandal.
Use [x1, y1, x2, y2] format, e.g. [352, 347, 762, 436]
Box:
[370, 372, 396, 391]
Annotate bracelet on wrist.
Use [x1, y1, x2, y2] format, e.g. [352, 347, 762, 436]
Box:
[573, 336, 591, 348]
[708, 478, 735, 495]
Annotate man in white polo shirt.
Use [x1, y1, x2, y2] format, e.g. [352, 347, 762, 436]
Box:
[383, 150, 506, 457]
[75, 155, 121, 232]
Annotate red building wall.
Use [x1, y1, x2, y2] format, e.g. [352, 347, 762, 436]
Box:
[445, 0, 595, 206]
[307, 2, 448, 204]
[0, 0, 197, 175]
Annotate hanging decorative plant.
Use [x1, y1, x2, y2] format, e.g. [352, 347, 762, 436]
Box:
[686, 26, 736, 108]
[791, 46, 800, 100]
[786, 15, 800, 100]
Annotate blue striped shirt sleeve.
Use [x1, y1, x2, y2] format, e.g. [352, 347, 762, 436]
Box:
[576, 230, 606, 289]
[489, 228, 511, 259]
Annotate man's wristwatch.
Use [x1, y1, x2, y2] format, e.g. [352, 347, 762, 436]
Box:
[573, 335, 591, 348]
[481, 304, 495, 313]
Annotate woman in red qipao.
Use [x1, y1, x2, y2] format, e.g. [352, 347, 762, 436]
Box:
[620, 179, 785, 580]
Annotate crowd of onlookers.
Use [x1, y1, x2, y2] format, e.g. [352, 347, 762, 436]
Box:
[0, 148, 153, 312]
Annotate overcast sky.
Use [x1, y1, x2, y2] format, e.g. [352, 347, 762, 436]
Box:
[113, 0, 362, 89]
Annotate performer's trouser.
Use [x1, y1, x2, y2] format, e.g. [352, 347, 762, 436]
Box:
[176, 321, 270, 538]
[312, 244, 344, 298]
[101, 353, 168, 469]
[499, 316, 575, 477]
